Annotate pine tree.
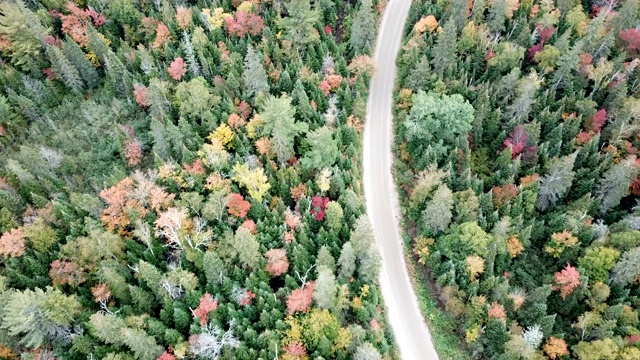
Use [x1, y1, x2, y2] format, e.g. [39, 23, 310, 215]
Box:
[432, 21, 458, 76]
[300, 126, 339, 171]
[46, 45, 83, 93]
[313, 265, 337, 309]
[596, 156, 640, 214]
[62, 38, 99, 88]
[338, 241, 356, 280]
[278, 0, 320, 55]
[243, 45, 269, 97]
[350, 0, 376, 55]
[316, 245, 336, 272]
[422, 184, 454, 235]
[259, 95, 309, 164]
[536, 152, 577, 211]
[182, 31, 201, 77]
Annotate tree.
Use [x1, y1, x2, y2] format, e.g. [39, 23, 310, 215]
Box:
[350, 0, 376, 55]
[89, 312, 126, 345]
[596, 156, 640, 214]
[62, 38, 99, 88]
[324, 201, 344, 231]
[168, 57, 187, 81]
[2, 287, 81, 348]
[432, 21, 458, 76]
[226, 193, 251, 218]
[46, 45, 83, 93]
[0, 228, 26, 257]
[611, 247, 640, 285]
[299, 126, 339, 171]
[338, 242, 356, 279]
[422, 184, 453, 235]
[259, 95, 309, 164]
[232, 163, 271, 201]
[578, 247, 620, 282]
[193, 293, 218, 326]
[0, 2, 46, 70]
[121, 327, 164, 360]
[287, 282, 315, 314]
[175, 77, 216, 121]
[278, 0, 320, 54]
[313, 266, 337, 309]
[235, 226, 260, 269]
[437, 222, 491, 260]
[536, 152, 577, 211]
[243, 45, 269, 97]
[265, 248, 289, 276]
[543, 337, 569, 359]
[354, 342, 382, 360]
[404, 91, 473, 149]
[189, 323, 240, 359]
[316, 245, 336, 272]
[572, 338, 619, 360]
[553, 264, 581, 300]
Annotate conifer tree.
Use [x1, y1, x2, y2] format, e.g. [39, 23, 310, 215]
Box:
[350, 0, 376, 55]
[243, 45, 269, 97]
[62, 38, 99, 89]
[46, 45, 83, 93]
[536, 152, 577, 211]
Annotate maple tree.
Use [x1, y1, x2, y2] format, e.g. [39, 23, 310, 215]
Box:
[543, 337, 569, 359]
[0, 228, 26, 257]
[192, 293, 218, 326]
[310, 196, 330, 221]
[265, 248, 289, 276]
[133, 84, 148, 107]
[488, 302, 507, 321]
[553, 264, 581, 299]
[168, 57, 187, 81]
[226, 193, 251, 218]
[152, 22, 172, 49]
[224, 11, 265, 38]
[620, 28, 640, 55]
[287, 282, 315, 315]
[49, 259, 86, 287]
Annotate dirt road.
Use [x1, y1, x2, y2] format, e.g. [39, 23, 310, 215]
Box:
[362, 0, 440, 359]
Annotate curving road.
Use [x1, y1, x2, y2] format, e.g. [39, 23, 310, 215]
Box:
[362, 0, 440, 359]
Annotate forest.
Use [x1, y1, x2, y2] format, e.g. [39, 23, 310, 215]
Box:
[394, 0, 640, 358]
[0, 0, 392, 359]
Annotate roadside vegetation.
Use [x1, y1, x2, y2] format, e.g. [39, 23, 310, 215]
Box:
[394, 0, 640, 358]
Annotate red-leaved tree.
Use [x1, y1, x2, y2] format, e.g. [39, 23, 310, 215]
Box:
[585, 109, 607, 133]
[50, 259, 86, 287]
[0, 228, 26, 257]
[192, 293, 218, 326]
[620, 28, 640, 55]
[168, 57, 187, 81]
[265, 248, 289, 276]
[553, 264, 581, 299]
[310, 196, 330, 221]
[224, 11, 265, 37]
[227, 193, 251, 218]
[286, 282, 315, 314]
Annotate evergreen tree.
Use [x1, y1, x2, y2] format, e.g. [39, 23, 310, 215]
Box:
[313, 265, 337, 309]
[536, 152, 577, 211]
[46, 45, 83, 93]
[350, 0, 376, 55]
[432, 21, 458, 76]
[243, 45, 269, 98]
[596, 156, 640, 214]
[62, 38, 99, 88]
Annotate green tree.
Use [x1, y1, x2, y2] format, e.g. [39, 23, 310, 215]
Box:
[611, 247, 640, 285]
[350, 0, 376, 55]
[578, 247, 620, 283]
[300, 126, 339, 171]
[422, 184, 454, 235]
[536, 152, 577, 211]
[259, 95, 309, 164]
[235, 226, 261, 269]
[432, 21, 458, 76]
[324, 201, 344, 231]
[2, 287, 80, 348]
[121, 328, 164, 360]
[338, 241, 356, 280]
[243, 45, 269, 97]
[278, 0, 320, 55]
[437, 222, 491, 261]
[596, 157, 640, 214]
[47, 45, 83, 93]
[313, 265, 337, 309]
